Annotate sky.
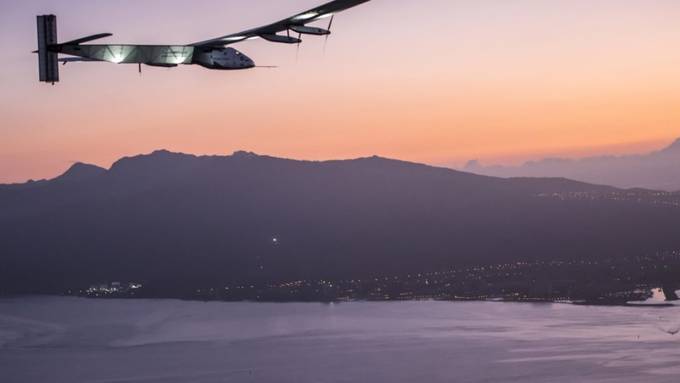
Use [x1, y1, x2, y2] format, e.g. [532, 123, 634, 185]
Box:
[2, 0, 680, 183]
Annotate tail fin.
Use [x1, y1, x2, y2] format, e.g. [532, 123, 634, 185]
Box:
[37, 15, 59, 84]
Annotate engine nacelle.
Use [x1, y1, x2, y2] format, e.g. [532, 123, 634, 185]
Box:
[192, 47, 255, 70]
[290, 26, 331, 36]
[259, 34, 302, 44]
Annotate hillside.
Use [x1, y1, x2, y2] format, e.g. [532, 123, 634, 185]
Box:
[2, 150, 680, 294]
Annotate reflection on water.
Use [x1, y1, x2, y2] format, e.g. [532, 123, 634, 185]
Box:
[2, 297, 680, 382]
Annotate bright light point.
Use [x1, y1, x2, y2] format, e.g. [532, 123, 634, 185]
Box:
[293, 12, 319, 21]
[223, 36, 247, 41]
[317, 13, 334, 19]
[107, 46, 129, 64]
[170, 52, 191, 64]
[171, 56, 185, 64]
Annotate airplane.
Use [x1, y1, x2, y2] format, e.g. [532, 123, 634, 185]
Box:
[36, 0, 370, 84]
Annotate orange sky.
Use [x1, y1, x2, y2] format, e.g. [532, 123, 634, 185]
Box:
[2, 0, 680, 183]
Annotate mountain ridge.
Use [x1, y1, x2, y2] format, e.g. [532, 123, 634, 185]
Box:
[3, 149, 619, 193]
[1, 150, 678, 294]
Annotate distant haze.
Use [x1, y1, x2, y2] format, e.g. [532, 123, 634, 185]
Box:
[465, 138, 680, 191]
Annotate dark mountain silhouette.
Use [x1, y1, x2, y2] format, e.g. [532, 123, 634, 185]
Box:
[464, 138, 680, 191]
[2, 150, 680, 294]
[57, 162, 107, 182]
[0, 162, 106, 191]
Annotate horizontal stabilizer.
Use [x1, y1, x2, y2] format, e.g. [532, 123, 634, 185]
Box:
[61, 33, 113, 46]
[58, 57, 99, 65]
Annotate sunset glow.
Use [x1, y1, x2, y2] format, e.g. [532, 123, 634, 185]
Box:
[2, 0, 680, 182]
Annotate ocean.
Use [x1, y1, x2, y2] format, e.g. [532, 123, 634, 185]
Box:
[2, 297, 680, 382]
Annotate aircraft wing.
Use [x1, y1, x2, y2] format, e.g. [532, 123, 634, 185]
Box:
[191, 0, 370, 47]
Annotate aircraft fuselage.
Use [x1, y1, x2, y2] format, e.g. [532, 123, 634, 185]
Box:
[54, 44, 255, 70]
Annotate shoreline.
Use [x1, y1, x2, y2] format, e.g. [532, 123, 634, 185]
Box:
[3, 293, 678, 308]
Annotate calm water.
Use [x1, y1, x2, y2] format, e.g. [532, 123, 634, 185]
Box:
[2, 297, 680, 382]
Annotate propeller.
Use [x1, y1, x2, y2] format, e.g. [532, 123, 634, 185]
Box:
[327, 15, 335, 32]
[288, 28, 302, 62]
[296, 32, 302, 62]
[323, 15, 335, 56]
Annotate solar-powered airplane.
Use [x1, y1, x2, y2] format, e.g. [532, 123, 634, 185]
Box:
[36, 0, 370, 84]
